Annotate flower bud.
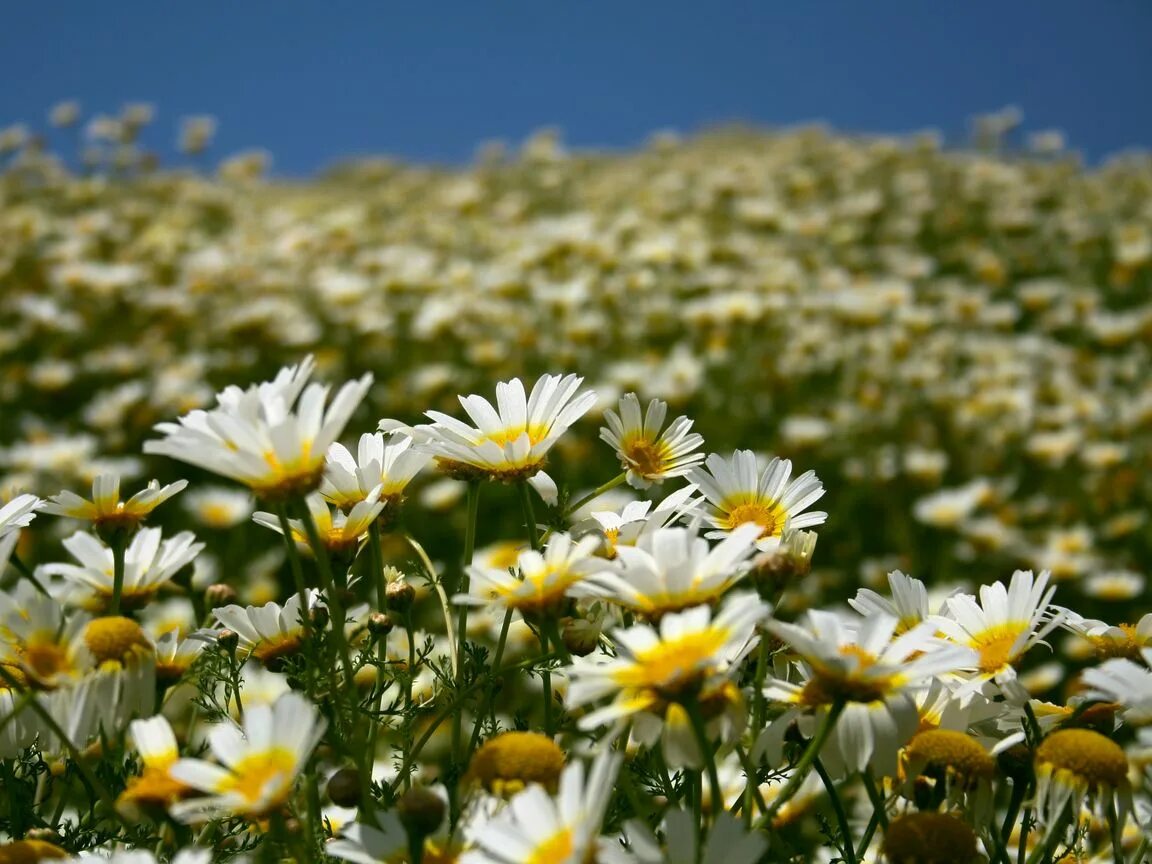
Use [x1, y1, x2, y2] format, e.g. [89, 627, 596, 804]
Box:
[327, 767, 362, 808]
[216, 629, 239, 654]
[386, 579, 416, 613]
[368, 612, 394, 638]
[205, 583, 238, 607]
[397, 785, 446, 839]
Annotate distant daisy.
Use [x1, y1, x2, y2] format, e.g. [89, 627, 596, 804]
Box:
[321, 432, 431, 511]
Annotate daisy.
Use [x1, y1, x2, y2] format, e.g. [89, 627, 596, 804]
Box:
[1033, 727, 1132, 830]
[580, 523, 761, 618]
[848, 570, 957, 635]
[758, 611, 975, 777]
[0, 493, 45, 540]
[41, 474, 187, 535]
[213, 591, 321, 668]
[144, 356, 373, 501]
[153, 629, 211, 685]
[40, 528, 204, 612]
[253, 488, 385, 560]
[456, 532, 609, 620]
[460, 751, 621, 864]
[687, 451, 826, 551]
[169, 691, 326, 821]
[118, 715, 191, 814]
[931, 569, 1064, 701]
[567, 594, 770, 760]
[321, 432, 431, 511]
[182, 485, 254, 529]
[599, 393, 705, 489]
[390, 373, 595, 483]
[579, 484, 702, 559]
[1079, 647, 1152, 725]
[0, 583, 93, 689]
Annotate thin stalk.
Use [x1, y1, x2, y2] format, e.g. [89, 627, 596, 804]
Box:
[855, 810, 881, 862]
[756, 700, 845, 829]
[468, 608, 513, 755]
[6, 551, 49, 596]
[541, 625, 554, 736]
[518, 480, 541, 550]
[452, 481, 481, 767]
[1025, 807, 1071, 864]
[405, 534, 455, 672]
[998, 780, 1027, 864]
[813, 758, 856, 864]
[274, 503, 314, 641]
[684, 698, 723, 821]
[109, 534, 127, 615]
[563, 472, 627, 518]
[734, 744, 768, 825]
[861, 768, 888, 829]
[1018, 807, 1033, 864]
[298, 504, 356, 693]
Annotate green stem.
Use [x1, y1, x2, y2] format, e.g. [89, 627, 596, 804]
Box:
[855, 810, 881, 862]
[518, 480, 542, 551]
[298, 504, 356, 693]
[274, 503, 314, 642]
[733, 744, 768, 825]
[109, 534, 127, 615]
[563, 472, 627, 518]
[684, 698, 723, 821]
[814, 758, 856, 864]
[756, 700, 845, 829]
[1024, 806, 1071, 864]
[5, 551, 49, 596]
[541, 626, 554, 737]
[996, 780, 1027, 864]
[452, 481, 481, 770]
[861, 768, 888, 829]
[468, 608, 513, 755]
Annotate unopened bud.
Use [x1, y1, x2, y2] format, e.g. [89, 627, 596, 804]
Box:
[561, 614, 603, 657]
[327, 767, 362, 807]
[397, 785, 446, 838]
[205, 583, 238, 607]
[750, 530, 818, 598]
[216, 629, 239, 653]
[368, 612, 394, 638]
[310, 604, 330, 630]
[386, 579, 416, 613]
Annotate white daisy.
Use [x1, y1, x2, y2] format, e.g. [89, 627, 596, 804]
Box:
[321, 432, 431, 510]
[169, 691, 326, 821]
[599, 393, 705, 489]
[688, 450, 826, 551]
[390, 373, 595, 483]
[144, 356, 373, 501]
[0, 493, 44, 540]
[42, 474, 187, 534]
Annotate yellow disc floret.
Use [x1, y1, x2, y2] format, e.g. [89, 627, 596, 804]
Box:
[84, 616, 153, 666]
[467, 731, 566, 796]
[882, 811, 979, 864]
[904, 729, 997, 781]
[1035, 728, 1128, 788]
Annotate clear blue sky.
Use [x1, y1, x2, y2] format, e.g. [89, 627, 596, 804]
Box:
[3, 3, 1150, 175]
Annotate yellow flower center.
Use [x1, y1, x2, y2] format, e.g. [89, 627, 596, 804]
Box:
[22, 642, 71, 681]
[526, 828, 573, 864]
[487, 542, 523, 570]
[251, 632, 306, 665]
[615, 628, 729, 695]
[480, 423, 551, 449]
[217, 747, 298, 811]
[118, 767, 189, 809]
[622, 437, 671, 478]
[200, 502, 239, 528]
[1035, 729, 1129, 787]
[84, 616, 152, 665]
[904, 729, 996, 780]
[800, 646, 901, 705]
[721, 500, 785, 539]
[882, 812, 978, 864]
[970, 622, 1026, 673]
[468, 731, 565, 796]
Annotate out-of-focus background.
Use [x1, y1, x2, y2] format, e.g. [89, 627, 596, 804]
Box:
[2, 3, 1151, 171]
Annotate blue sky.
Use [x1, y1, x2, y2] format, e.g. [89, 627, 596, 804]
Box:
[2, 3, 1150, 175]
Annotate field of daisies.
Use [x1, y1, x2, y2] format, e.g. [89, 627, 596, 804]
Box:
[0, 107, 1151, 864]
